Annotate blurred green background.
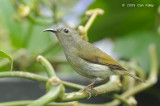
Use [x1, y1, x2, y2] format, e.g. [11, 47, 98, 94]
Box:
[0, 0, 160, 105]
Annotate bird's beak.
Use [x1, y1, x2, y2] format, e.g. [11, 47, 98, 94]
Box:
[43, 28, 58, 33]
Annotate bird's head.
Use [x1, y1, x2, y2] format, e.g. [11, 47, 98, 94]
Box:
[43, 27, 81, 48]
[43, 27, 80, 41]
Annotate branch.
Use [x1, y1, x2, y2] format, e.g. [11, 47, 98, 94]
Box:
[28, 55, 64, 106]
[62, 81, 84, 90]
[37, 55, 56, 78]
[58, 76, 121, 102]
[0, 71, 121, 102]
[106, 44, 158, 106]
[0, 71, 85, 90]
[2, 45, 156, 104]
[0, 71, 47, 82]
[111, 94, 130, 106]
[0, 100, 106, 106]
[28, 83, 63, 106]
[0, 71, 122, 103]
[0, 100, 78, 106]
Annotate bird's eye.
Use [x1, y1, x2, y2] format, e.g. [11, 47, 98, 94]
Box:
[64, 29, 69, 33]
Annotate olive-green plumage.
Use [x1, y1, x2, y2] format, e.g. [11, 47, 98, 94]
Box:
[43, 27, 144, 82]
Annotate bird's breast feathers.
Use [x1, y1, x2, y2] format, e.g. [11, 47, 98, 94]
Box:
[66, 54, 116, 79]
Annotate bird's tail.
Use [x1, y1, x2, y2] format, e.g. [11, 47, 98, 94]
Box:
[123, 71, 145, 82]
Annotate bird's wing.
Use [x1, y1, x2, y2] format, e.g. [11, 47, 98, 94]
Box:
[78, 45, 127, 71]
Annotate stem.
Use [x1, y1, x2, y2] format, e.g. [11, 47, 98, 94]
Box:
[0, 71, 47, 82]
[122, 44, 158, 97]
[0, 56, 122, 103]
[0, 100, 77, 106]
[106, 44, 158, 106]
[79, 103, 105, 106]
[119, 60, 146, 80]
[129, 60, 146, 80]
[62, 81, 84, 90]
[79, 8, 104, 41]
[127, 71, 135, 89]
[80, 12, 98, 41]
[59, 79, 121, 102]
[149, 44, 158, 82]
[27, 84, 63, 106]
[84, 11, 98, 32]
[112, 94, 130, 106]
[28, 56, 64, 106]
[37, 55, 56, 78]
[0, 71, 122, 102]
[120, 60, 145, 90]
[0, 71, 85, 90]
[0, 100, 32, 106]
[0, 100, 107, 106]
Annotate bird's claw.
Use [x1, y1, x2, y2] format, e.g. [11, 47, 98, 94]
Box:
[79, 82, 98, 98]
[80, 88, 92, 99]
[90, 88, 98, 96]
[80, 87, 98, 99]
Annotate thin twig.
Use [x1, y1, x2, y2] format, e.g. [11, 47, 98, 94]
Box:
[79, 8, 104, 41]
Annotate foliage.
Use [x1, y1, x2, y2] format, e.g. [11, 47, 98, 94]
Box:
[0, 0, 160, 105]
[0, 51, 13, 70]
[87, 0, 160, 73]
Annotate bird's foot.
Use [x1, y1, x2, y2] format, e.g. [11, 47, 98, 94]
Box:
[80, 82, 98, 99]
[80, 88, 92, 99]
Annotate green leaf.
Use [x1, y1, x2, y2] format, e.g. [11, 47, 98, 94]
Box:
[114, 31, 160, 73]
[0, 51, 13, 71]
[87, 0, 158, 43]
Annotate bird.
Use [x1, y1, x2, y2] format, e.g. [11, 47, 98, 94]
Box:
[43, 27, 144, 97]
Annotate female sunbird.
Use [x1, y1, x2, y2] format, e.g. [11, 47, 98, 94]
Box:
[43, 27, 144, 97]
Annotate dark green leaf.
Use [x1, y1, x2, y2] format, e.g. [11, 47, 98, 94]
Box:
[0, 51, 13, 71]
[87, 0, 158, 42]
[114, 31, 160, 73]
